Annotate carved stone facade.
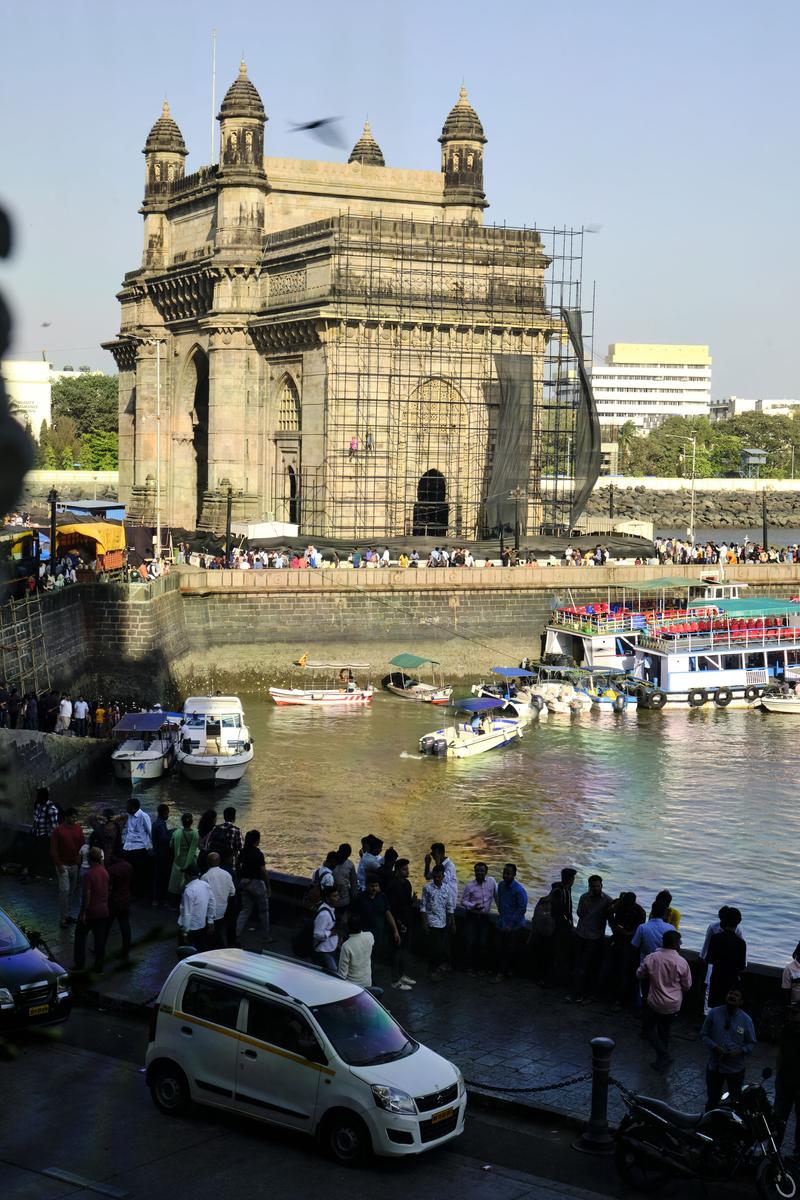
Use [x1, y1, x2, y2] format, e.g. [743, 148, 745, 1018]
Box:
[106, 64, 558, 536]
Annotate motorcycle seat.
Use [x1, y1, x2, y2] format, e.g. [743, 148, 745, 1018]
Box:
[637, 1096, 705, 1129]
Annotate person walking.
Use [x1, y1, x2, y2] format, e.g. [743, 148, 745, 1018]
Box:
[420, 865, 455, 982]
[336, 913, 375, 988]
[168, 813, 199, 900]
[50, 808, 84, 928]
[203, 852, 236, 947]
[73, 847, 110, 971]
[235, 830, 273, 949]
[30, 786, 59, 878]
[312, 885, 340, 973]
[177, 864, 216, 951]
[701, 988, 756, 1109]
[492, 864, 528, 983]
[151, 803, 172, 907]
[461, 862, 496, 976]
[122, 798, 152, 897]
[570, 874, 612, 1004]
[637, 929, 692, 1073]
[106, 854, 133, 962]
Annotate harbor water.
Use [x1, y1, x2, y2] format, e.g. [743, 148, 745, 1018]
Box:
[84, 694, 798, 966]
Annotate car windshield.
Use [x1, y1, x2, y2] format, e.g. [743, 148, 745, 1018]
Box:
[310, 990, 417, 1067]
[0, 910, 30, 956]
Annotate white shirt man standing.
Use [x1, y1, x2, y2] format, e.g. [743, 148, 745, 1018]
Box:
[337, 914, 375, 988]
[202, 853, 236, 947]
[55, 694, 72, 733]
[178, 864, 216, 950]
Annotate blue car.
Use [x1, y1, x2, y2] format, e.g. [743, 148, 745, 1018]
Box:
[0, 907, 71, 1031]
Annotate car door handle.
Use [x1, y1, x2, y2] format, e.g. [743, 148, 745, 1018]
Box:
[181, 1026, 193, 1036]
[243, 1049, 257, 1059]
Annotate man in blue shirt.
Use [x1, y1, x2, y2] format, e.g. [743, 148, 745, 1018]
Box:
[492, 863, 528, 983]
[701, 988, 756, 1109]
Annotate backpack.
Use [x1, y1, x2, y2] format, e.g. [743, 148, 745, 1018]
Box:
[532, 893, 555, 939]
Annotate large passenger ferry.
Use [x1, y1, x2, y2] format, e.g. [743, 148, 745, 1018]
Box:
[543, 579, 800, 709]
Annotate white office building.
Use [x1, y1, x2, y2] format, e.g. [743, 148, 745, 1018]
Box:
[1, 360, 52, 437]
[710, 395, 800, 421]
[590, 343, 712, 435]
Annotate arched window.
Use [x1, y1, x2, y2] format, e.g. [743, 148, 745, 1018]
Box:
[277, 375, 301, 432]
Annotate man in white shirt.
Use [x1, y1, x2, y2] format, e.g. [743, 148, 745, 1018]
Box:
[420, 867, 456, 981]
[313, 886, 340, 973]
[357, 835, 384, 890]
[424, 842, 458, 910]
[55, 694, 72, 734]
[73, 696, 89, 737]
[337, 913, 375, 988]
[122, 798, 152, 897]
[202, 853, 237, 947]
[178, 865, 216, 950]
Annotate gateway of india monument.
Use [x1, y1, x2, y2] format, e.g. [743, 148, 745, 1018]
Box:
[105, 63, 593, 540]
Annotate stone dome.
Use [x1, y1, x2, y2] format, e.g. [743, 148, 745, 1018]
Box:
[218, 60, 266, 121]
[348, 121, 385, 167]
[143, 101, 188, 156]
[439, 86, 486, 144]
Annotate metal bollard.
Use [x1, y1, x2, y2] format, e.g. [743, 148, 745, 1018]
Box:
[573, 1036, 616, 1155]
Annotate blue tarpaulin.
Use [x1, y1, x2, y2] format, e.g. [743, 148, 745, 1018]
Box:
[455, 697, 507, 713]
[491, 667, 535, 678]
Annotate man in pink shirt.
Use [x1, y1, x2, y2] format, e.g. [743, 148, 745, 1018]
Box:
[637, 928, 692, 1073]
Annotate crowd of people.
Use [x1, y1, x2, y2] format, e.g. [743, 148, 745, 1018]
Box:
[654, 537, 800, 566]
[23, 794, 800, 1141]
[0, 686, 146, 735]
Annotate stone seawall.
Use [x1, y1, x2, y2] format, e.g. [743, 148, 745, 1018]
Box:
[0, 729, 110, 848]
[18, 563, 800, 696]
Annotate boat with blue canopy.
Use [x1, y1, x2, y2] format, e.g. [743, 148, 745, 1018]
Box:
[418, 695, 523, 758]
[382, 652, 452, 705]
[111, 710, 181, 784]
[471, 666, 545, 719]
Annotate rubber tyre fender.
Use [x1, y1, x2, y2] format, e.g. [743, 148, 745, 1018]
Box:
[687, 688, 708, 708]
[149, 1061, 191, 1116]
[744, 685, 762, 702]
[755, 1157, 797, 1200]
[647, 690, 668, 710]
[714, 688, 733, 708]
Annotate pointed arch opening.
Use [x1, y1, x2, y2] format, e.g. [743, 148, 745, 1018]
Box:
[190, 352, 209, 527]
[287, 464, 299, 525]
[277, 374, 301, 432]
[413, 469, 448, 535]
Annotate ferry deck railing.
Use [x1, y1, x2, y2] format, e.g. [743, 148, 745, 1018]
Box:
[638, 625, 800, 655]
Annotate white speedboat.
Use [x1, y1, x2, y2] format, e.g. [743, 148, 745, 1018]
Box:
[419, 698, 523, 759]
[472, 667, 544, 720]
[175, 696, 254, 785]
[111, 711, 180, 784]
[382, 652, 452, 705]
[269, 660, 373, 707]
[756, 686, 800, 714]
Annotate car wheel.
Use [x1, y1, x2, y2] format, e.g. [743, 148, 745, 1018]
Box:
[324, 1110, 372, 1166]
[150, 1062, 191, 1116]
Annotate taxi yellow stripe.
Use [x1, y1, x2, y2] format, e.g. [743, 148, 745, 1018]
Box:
[172, 1010, 335, 1076]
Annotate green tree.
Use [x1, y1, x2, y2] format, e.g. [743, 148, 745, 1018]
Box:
[42, 443, 57, 470]
[80, 431, 118, 469]
[51, 374, 118, 437]
[49, 415, 79, 461]
[59, 445, 74, 470]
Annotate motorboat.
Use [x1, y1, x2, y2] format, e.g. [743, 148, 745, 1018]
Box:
[755, 684, 800, 714]
[111, 711, 180, 784]
[382, 652, 452, 705]
[269, 660, 373, 707]
[419, 697, 523, 759]
[175, 696, 254, 785]
[574, 668, 638, 711]
[471, 667, 545, 720]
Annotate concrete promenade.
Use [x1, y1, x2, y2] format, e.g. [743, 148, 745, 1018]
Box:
[0, 874, 778, 1130]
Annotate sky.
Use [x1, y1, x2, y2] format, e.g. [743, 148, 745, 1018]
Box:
[0, 0, 797, 398]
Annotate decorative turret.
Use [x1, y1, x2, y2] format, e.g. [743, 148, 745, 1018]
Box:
[348, 121, 385, 167]
[142, 101, 188, 196]
[217, 60, 267, 176]
[438, 86, 487, 210]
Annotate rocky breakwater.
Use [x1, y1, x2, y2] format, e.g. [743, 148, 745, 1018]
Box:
[0, 729, 111, 851]
[586, 486, 800, 529]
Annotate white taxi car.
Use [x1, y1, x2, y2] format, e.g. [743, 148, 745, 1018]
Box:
[145, 949, 466, 1163]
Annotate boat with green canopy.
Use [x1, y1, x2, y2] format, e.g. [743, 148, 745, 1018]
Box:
[382, 653, 452, 705]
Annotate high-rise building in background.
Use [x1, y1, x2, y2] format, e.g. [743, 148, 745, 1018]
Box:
[590, 343, 712, 435]
[1, 361, 52, 436]
[710, 395, 800, 421]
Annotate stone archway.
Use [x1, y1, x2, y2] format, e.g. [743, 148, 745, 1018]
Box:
[171, 347, 209, 530]
[287, 464, 299, 525]
[413, 469, 448, 535]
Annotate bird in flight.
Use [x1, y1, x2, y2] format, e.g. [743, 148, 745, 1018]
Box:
[288, 117, 346, 150]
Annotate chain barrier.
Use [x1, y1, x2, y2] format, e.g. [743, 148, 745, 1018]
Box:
[465, 1070, 593, 1094]
[609, 1074, 638, 1104]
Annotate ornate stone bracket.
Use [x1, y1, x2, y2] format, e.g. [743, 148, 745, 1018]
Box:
[249, 318, 320, 354]
[147, 266, 219, 324]
[102, 338, 138, 371]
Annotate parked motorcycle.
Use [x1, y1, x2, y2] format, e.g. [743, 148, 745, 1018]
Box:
[615, 1069, 796, 1198]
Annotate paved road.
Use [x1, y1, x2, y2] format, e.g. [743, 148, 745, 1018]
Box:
[2, 1006, 763, 1200]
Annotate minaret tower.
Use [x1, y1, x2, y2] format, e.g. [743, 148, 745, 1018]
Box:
[439, 86, 488, 215]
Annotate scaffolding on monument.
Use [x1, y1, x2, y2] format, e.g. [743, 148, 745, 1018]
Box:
[303, 213, 590, 541]
[0, 593, 51, 696]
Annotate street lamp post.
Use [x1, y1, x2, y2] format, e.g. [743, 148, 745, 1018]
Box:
[47, 487, 58, 573]
[225, 485, 233, 567]
[509, 486, 526, 556]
